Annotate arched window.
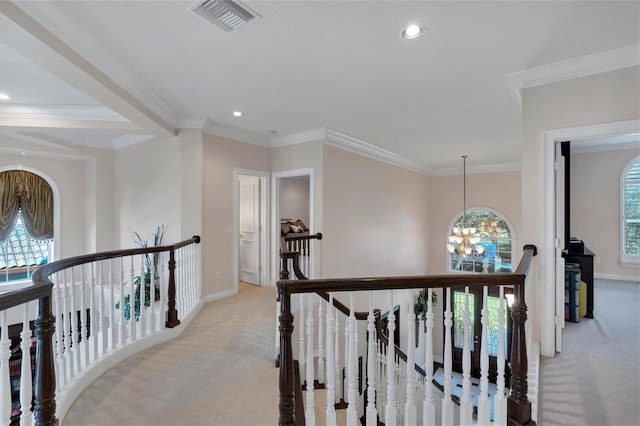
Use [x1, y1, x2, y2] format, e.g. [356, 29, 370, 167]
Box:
[446, 208, 515, 273]
[0, 169, 54, 286]
[621, 155, 640, 266]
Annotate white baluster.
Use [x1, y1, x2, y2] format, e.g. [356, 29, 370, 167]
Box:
[478, 286, 491, 425]
[346, 293, 358, 425]
[20, 303, 33, 426]
[108, 260, 117, 349]
[62, 269, 73, 381]
[494, 287, 507, 426]
[79, 266, 88, 369]
[366, 292, 377, 426]
[405, 289, 417, 426]
[423, 288, 436, 426]
[118, 259, 126, 346]
[54, 271, 66, 389]
[69, 267, 79, 375]
[442, 287, 454, 426]
[334, 314, 342, 404]
[460, 287, 473, 425]
[325, 294, 337, 425]
[138, 260, 146, 339]
[377, 339, 386, 418]
[89, 263, 98, 362]
[299, 294, 306, 385]
[1, 311, 11, 425]
[99, 261, 108, 354]
[385, 291, 396, 426]
[317, 301, 325, 385]
[305, 294, 315, 425]
[128, 257, 136, 342]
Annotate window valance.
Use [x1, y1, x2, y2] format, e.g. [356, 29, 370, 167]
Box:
[0, 170, 53, 241]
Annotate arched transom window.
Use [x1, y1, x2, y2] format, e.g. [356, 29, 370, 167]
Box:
[446, 208, 515, 273]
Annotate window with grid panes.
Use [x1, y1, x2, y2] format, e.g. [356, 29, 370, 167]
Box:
[0, 210, 50, 283]
[622, 156, 640, 265]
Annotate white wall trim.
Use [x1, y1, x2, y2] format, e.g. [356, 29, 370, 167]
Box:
[324, 128, 431, 175]
[431, 161, 522, 176]
[507, 43, 640, 105]
[595, 273, 640, 282]
[270, 128, 327, 148]
[541, 119, 640, 357]
[202, 288, 237, 303]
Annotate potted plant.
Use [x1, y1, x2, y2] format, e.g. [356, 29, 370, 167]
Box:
[116, 225, 165, 322]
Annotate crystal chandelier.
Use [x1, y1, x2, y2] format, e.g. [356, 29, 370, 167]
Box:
[446, 155, 485, 258]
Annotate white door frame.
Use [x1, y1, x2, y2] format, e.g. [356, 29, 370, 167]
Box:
[271, 167, 314, 286]
[541, 119, 639, 356]
[233, 168, 269, 292]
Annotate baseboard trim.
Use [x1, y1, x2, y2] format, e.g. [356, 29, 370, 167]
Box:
[595, 273, 640, 282]
[203, 288, 236, 303]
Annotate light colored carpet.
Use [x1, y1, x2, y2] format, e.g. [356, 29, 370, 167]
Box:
[538, 279, 640, 426]
[63, 282, 279, 426]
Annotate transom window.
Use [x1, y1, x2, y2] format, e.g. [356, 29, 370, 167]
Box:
[621, 156, 640, 265]
[447, 208, 514, 273]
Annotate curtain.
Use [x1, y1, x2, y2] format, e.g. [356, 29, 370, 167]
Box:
[0, 171, 53, 241]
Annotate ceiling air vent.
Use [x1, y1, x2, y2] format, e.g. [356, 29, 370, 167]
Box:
[189, 0, 261, 33]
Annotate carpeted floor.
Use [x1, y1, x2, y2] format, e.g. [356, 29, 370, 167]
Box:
[63, 282, 279, 426]
[537, 279, 640, 426]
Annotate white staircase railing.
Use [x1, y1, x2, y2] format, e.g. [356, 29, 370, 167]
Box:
[0, 236, 200, 425]
[277, 244, 537, 426]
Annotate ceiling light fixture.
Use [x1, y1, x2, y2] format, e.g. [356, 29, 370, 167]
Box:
[233, 111, 242, 117]
[401, 24, 425, 40]
[0, 93, 11, 100]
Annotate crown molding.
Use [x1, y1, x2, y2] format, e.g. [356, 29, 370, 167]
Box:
[430, 161, 522, 177]
[0, 104, 127, 122]
[198, 117, 271, 147]
[269, 128, 326, 148]
[506, 43, 640, 105]
[323, 128, 431, 175]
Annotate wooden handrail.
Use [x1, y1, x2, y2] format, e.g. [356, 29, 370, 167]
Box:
[0, 235, 201, 426]
[283, 232, 323, 242]
[277, 244, 537, 426]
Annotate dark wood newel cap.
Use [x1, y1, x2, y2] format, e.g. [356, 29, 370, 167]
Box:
[523, 244, 537, 256]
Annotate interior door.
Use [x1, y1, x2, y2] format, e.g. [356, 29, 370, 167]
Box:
[554, 142, 567, 351]
[239, 176, 261, 285]
[451, 288, 512, 381]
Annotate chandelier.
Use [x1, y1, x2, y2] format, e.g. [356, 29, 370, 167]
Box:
[446, 155, 485, 258]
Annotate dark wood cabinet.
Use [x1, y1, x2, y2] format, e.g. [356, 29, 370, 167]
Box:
[563, 246, 595, 319]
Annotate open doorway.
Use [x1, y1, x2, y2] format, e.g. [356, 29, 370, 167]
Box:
[541, 120, 639, 356]
[234, 169, 269, 290]
[271, 168, 314, 285]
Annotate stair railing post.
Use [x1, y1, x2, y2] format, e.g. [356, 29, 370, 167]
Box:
[33, 294, 57, 426]
[278, 284, 295, 426]
[507, 279, 535, 425]
[165, 247, 180, 328]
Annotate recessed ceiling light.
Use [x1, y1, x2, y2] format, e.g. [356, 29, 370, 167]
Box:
[0, 93, 11, 100]
[401, 24, 425, 40]
[21, 152, 27, 156]
[233, 111, 242, 117]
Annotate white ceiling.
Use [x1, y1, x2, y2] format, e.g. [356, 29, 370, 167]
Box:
[0, 0, 639, 173]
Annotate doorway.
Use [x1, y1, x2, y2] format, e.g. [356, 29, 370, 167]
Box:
[541, 119, 639, 356]
[234, 169, 268, 290]
[271, 168, 315, 285]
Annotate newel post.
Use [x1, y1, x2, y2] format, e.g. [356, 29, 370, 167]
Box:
[166, 247, 180, 328]
[33, 294, 57, 426]
[278, 283, 295, 426]
[507, 250, 536, 425]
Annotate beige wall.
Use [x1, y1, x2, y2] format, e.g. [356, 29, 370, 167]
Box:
[322, 144, 430, 278]
[429, 170, 522, 274]
[279, 177, 310, 225]
[202, 132, 270, 296]
[571, 148, 640, 278]
[114, 136, 182, 247]
[522, 66, 640, 355]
